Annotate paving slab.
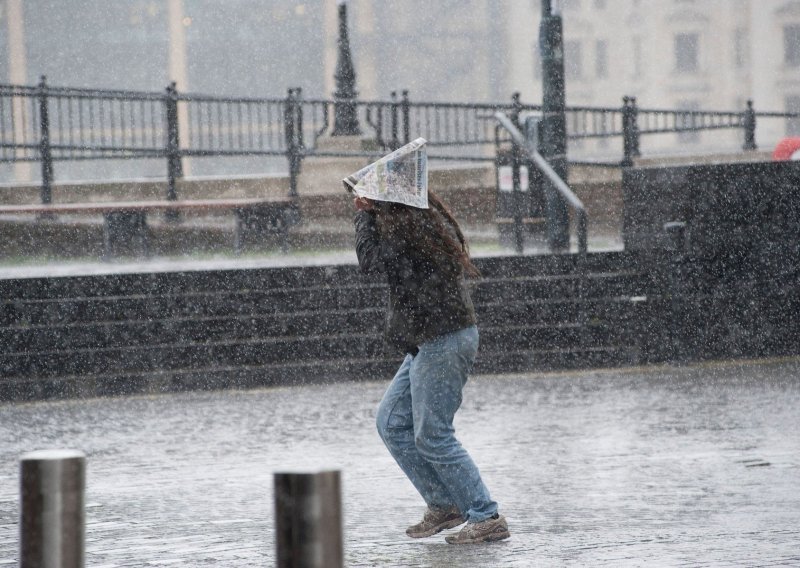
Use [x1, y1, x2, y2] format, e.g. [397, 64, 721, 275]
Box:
[0, 232, 624, 280]
[0, 357, 798, 566]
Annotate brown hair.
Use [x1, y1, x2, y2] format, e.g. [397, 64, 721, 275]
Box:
[372, 191, 481, 278]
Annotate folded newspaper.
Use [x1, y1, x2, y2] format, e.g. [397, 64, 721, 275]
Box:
[343, 137, 429, 209]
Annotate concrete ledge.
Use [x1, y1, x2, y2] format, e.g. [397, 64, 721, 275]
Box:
[16, 154, 780, 260]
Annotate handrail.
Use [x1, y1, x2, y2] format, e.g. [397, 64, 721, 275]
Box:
[494, 111, 588, 255]
[3, 78, 792, 203]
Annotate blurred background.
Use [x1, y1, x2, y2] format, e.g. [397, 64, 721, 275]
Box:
[1, 0, 798, 181]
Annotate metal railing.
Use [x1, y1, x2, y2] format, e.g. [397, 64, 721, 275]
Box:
[616, 96, 763, 165]
[2, 78, 797, 204]
[494, 111, 587, 256]
[304, 91, 521, 157]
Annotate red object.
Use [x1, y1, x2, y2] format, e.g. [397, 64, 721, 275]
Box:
[772, 137, 800, 160]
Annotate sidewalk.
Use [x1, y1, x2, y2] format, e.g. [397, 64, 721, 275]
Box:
[1, 357, 798, 566]
[0, 231, 624, 280]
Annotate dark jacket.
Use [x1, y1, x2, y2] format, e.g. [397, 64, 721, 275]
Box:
[354, 210, 476, 354]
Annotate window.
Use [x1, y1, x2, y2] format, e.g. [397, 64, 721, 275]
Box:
[675, 33, 699, 74]
[595, 39, 608, 78]
[676, 101, 701, 143]
[786, 96, 800, 136]
[533, 45, 542, 79]
[784, 24, 800, 67]
[597, 112, 610, 149]
[734, 28, 748, 69]
[632, 36, 643, 78]
[564, 40, 583, 80]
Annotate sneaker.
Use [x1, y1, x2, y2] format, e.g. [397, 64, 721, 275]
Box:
[445, 514, 510, 544]
[406, 507, 465, 538]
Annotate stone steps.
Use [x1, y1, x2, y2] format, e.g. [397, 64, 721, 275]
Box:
[0, 251, 654, 401]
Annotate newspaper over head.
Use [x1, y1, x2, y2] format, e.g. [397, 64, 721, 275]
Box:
[343, 137, 429, 209]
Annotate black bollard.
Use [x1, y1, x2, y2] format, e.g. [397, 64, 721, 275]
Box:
[274, 470, 343, 568]
[20, 449, 86, 568]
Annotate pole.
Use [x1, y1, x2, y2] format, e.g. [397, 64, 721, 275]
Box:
[167, 0, 192, 176]
[274, 470, 343, 568]
[285, 88, 302, 199]
[539, 0, 570, 252]
[38, 76, 53, 206]
[20, 449, 86, 568]
[165, 82, 182, 222]
[331, 1, 361, 136]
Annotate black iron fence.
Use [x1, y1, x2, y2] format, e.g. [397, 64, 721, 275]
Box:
[1, 77, 796, 204]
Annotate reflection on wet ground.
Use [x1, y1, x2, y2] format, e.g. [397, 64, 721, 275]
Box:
[1, 358, 799, 566]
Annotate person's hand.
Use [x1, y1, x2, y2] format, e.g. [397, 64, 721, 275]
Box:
[354, 197, 374, 212]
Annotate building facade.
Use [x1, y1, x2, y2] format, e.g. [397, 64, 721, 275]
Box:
[3, 0, 800, 170]
[500, 0, 800, 154]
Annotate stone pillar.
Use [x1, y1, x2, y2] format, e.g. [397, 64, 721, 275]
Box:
[749, 0, 780, 147]
[6, 0, 32, 183]
[167, 0, 191, 176]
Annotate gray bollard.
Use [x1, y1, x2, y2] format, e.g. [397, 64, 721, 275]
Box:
[274, 470, 343, 568]
[20, 450, 86, 568]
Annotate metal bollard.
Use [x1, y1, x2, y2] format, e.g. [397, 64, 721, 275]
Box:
[274, 470, 343, 568]
[20, 450, 86, 568]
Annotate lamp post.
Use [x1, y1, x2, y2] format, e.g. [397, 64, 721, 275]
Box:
[539, 0, 570, 252]
[332, 0, 361, 136]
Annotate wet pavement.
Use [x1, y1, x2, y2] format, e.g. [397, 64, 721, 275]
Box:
[0, 231, 624, 281]
[1, 357, 799, 567]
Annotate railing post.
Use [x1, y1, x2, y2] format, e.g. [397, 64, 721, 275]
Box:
[665, 221, 688, 363]
[275, 470, 343, 568]
[165, 82, 182, 222]
[510, 92, 524, 254]
[511, 91, 523, 125]
[285, 88, 302, 198]
[284, 89, 295, 150]
[631, 97, 641, 158]
[37, 75, 53, 206]
[295, 87, 305, 151]
[577, 209, 588, 256]
[622, 95, 640, 167]
[20, 449, 86, 568]
[372, 103, 385, 149]
[743, 99, 757, 151]
[390, 91, 399, 150]
[401, 90, 410, 145]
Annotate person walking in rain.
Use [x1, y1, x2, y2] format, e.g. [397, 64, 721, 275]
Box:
[346, 138, 509, 544]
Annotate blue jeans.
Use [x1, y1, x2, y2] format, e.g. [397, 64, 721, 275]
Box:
[376, 325, 498, 523]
